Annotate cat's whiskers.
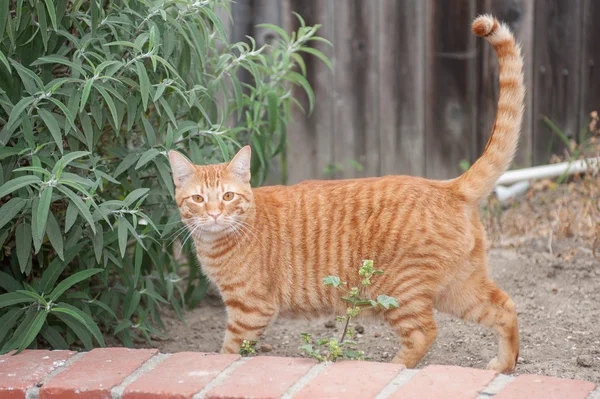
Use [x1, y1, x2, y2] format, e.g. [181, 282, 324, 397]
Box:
[225, 217, 265, 252]
[165, 217, 203, 246]
[180, 220, 204, 248]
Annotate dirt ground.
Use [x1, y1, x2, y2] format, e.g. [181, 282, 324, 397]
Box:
[146, 183, 600, 384]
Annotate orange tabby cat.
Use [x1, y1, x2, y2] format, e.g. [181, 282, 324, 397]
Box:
[168, 15, 524, 373]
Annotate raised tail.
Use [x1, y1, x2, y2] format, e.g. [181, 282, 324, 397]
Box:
[455, 15, 525, 202]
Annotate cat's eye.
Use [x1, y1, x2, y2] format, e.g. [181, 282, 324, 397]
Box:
[191, 195, 204, 203]
[223, 192, 234, 201]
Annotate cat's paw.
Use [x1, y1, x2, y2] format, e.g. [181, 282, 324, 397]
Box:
[486, 357, 516, 374]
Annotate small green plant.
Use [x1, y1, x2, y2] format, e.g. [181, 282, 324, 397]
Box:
[299, 260, 398, 362]
[239, 339, 258, 356]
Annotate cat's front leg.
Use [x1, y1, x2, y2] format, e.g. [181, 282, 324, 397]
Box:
[220, 297, 275, 354]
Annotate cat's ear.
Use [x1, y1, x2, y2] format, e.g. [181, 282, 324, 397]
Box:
[226, 146, 251, 183]
[168, 151, 196, 188]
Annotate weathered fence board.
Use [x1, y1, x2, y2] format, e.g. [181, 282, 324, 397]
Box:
[580, 0, 600, 132]
[332, 0, 380, 179]
[533, 0, 584, 163]
[424, 0, 477, 179]
[225, 0, 598, 184]
[283, 0, 335, 183]
[378, 0, 426, 177]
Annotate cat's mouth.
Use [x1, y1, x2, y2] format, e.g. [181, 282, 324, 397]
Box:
[200, 221, 228, 233]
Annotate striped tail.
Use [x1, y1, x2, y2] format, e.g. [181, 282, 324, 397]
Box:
[455, 15, 525, 202]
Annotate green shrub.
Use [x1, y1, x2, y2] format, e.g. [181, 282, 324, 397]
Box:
[0, 0, 330, 353]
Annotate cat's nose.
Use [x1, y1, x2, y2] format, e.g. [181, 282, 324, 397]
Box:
[208, 212, 221, 222]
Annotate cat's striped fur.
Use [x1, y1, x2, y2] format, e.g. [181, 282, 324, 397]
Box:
[169, 15, 524, 373]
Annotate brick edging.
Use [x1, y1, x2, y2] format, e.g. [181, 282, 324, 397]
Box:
[0, 349, 596, 398]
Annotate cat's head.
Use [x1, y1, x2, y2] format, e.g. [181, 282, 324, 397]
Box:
[168, 146, 254, 233]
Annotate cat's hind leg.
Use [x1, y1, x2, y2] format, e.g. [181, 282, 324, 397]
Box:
[436, 269, 519, 373]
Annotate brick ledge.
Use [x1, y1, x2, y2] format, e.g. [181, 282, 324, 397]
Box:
[0, 349, 596, 398]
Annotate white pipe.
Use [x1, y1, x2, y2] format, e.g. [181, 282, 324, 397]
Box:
[496, 157, 600, 186]
[494, 181, 530, 202]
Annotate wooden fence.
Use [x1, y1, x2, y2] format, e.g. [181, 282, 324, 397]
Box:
[225, 0, 600, 183]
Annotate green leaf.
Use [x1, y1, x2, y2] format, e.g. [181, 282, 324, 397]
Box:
[123, 188, 150, 207]
[44, 0, 57, 29]
[89, 297, 117, 321]
[0, 175, 41, 198]
[1, 308, 34, 353]
[0, 198, 26, 231]
[140, 115, 156, 146]
[118, 217, 128, 258]
[49, 269, 103, 301]
[286, 71, 315, 114]
[35, 185, 53, 244]
[267, 91, 278, 133]
[56, 185, 96, 233]
[65, 200, 78, 233]
[154, 159, 174, 198]
[41, 324, 69, 349]
[95, 85, 120, 131]
[92, 223, 103, 264]
[0, 308, 24, 344]
[52, 310, 93, 349]
[135, 61, 150, 111]
[15, 223, 32, 273]
[0, 49, 10, 73]
[13, 166, 52, 177]
[80, 79, 94, 113]
[133, 243, 143, 288]
[256, 23, 290, 42]
[0, 271, 22, 292]
[15, 310, 46, 354]
[79, 111, 94, 150]
[299, 46, 333, 71]
[323, 276, 341, 287]
[0, 1, 8, 41]
[126, 96, 138, 131]
[31, 197, 42, 255]
[54, 151, 91, 175]
[38, 242, 85, 295]
[56, 303, 105, 347]
[33, 56, 87, 77]
[15, 289, 46, 304]
[38, 109, 63, 153]
[10, 60, 44, 93]
[135, 148, 160, 170]
[114, 319, 132, 335]
[36, 1, 49, 50]
[0, 292, 36, 308]
[90, 0, 98, 35]
[114, 153, 138, 177]
[46, 212, 64, 260]
[376, 295, 399, 310]
[124, 290, 140, 319]
[3, 97, 35, 136]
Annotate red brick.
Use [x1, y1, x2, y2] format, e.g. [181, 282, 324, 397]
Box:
[388, 365, 497, 399]
[293, 360, 403, 399]
[40, 348, 157, 399]
[494, 374, 596, 399]
[207, 356, 316, 399]
[123, 353, 240, 399]
[0, 350, 76, 399]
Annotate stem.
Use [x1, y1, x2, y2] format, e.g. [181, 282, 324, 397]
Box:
[340, 295, 357, 344]
[339, 315, 351, 344]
